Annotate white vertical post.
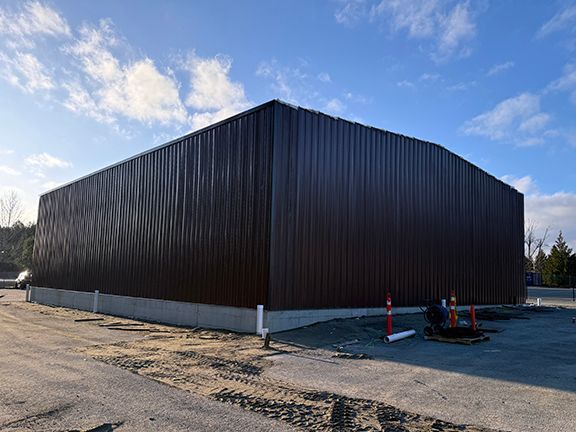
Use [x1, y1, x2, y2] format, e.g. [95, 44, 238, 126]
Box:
[25, 284, 30, 302]
[256, 304, 264, 335]
[441, 299, 446, 308]
[93, 290, 100, 313]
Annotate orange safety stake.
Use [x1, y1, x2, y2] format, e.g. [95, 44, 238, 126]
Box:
[386, 292, 392, 336]
[449, 290, 457, 328]
[470, 304, 476, 331]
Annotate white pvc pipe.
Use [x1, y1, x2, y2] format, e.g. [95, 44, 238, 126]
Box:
[384, 329, 416, 344]
[256, 304, 264, 335]
[536, 298, 542, 306]
[441, 299, 446, 308]
[261, 328, 269, 339]
[93, 290, 99, 313]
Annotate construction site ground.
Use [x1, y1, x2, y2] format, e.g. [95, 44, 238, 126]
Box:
[1, 288, 575, 432]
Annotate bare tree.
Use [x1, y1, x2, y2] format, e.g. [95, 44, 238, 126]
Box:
[525, 221, 549, 271]
[0, 190, 24, 227]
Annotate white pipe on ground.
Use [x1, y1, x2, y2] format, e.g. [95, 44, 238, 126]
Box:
[256, 304, 264, 335]
[384, 329, 416, 344]
[93, 290, 99, 313]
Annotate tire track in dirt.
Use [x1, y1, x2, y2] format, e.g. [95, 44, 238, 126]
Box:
[80, 331, 500, 432]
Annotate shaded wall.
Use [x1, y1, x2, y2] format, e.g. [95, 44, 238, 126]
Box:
[34, 105, 274, 308]
[269, 103, 525, 309]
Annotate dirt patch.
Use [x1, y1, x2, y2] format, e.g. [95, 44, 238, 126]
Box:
[79, 327, 498, 431]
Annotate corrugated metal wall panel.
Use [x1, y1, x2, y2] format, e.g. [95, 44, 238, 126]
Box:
[269, 103, 525, 310]
[34, 104, 275, 308]
[34, 100, 524, 311]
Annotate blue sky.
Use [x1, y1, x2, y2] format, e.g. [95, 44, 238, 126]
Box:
[0, 0, 575, 248]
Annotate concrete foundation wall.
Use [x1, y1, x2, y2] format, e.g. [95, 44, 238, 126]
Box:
[30, 286, 496, 333]
[31, 286, 257, 333]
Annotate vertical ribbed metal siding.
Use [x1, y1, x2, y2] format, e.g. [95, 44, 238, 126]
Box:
[34, 104, 274, 308]
[269, 103, 525, 310]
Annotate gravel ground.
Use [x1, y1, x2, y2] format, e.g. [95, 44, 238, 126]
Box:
[0, 290, 292, 432]
[3, 288, 574, 432]
[269, 304, 576, 432]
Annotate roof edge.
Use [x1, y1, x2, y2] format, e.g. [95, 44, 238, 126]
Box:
[40, 99, 279, 196]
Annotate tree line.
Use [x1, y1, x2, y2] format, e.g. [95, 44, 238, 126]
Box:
[0, 191, 35, 273]
[525, 223, 576, 288]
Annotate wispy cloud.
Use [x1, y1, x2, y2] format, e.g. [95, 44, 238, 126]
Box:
[0, 1, 254, 134]
[0, 0, 70, 48]
[546, 63, 576, 104]
[447, 80, 476, 91]
[368, 0, 478, 62]
[256, 58, 319, 105]
[334, 0, 367, 26]
[537, 4, 576, 38]
[25, 152, 72, 168]
[0, 51, 54, 93]
[317, 72, 332, 83]
[419, 73, 440, 82]
[462, 93, 552, 146]
[324, 98, 346, 115]
[487, 61, 514, 77]
[256, 58, 364, 119]
[396, 79, 415, 89]
[0, 165, 21, 176]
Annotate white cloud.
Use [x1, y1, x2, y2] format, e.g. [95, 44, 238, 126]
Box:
[369, 0, 477, 61]
[25, 152, 72, 168]
[0, 165, 20, 176]
[434, 1, 476, 61]
[500, 174, 537, 194]
[501, 174, 576, 250]
[41, 180, 63, 190]
[447, 80, 476, 91]
[525, 192, 576, 250]
[182, 53, 250, 130]
[0, 51, 54, 93]
[334, 0, 367, 26]
[324, 98, 346, 114]
[547, 63, 576, 105]
[256, 59, 312, 104]
[0, 1, 70, 47]
[462, 93, 552, 146]
[184, 54, 247, 110]
[0, 149, 15, 156]
[537, 4, 576, 38]
[419, 73, 440, 81]
[317, 72, 332, 83]
[396, 79, 415, 89]
[518, 113, 551, 133]
[487, 61, 515, 77]
[64, 20, 187, 125]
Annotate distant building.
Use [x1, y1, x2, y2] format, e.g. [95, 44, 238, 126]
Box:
[32, 100, 525, 332]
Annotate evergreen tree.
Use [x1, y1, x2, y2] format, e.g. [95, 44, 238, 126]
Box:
[534, 249, 547, 274]
[543, 232, 573, 287]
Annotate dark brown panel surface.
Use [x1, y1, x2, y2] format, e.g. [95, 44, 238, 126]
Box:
[268, 103, 525, 309]
[34, 104, 275, 308]
[34, 100, 525, 311]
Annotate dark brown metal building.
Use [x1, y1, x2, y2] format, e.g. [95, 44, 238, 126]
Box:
[33, 100, 525, 330]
